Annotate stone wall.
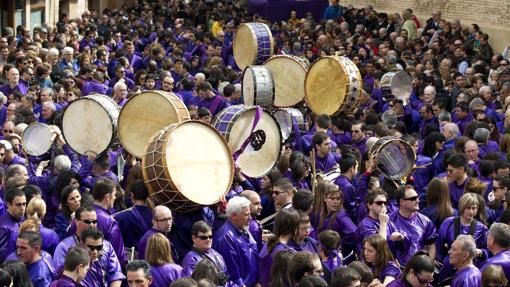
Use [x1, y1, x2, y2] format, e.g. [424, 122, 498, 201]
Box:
[342, 0, 510, 52]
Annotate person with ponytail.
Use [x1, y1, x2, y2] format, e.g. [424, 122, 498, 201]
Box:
[23, 198, 59, 254]
[317, 230, 343, 283]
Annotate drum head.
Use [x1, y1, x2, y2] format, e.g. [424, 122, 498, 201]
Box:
[372, 138, 416, 180]
[305, 57, 348, 115]
[391, 71, 413, 99]
[233, 24, 258, 70]
[164, 121, 233, 205]
[118, 91, 190, 158]
[62, 96, 117, 156]
[265, 56, 307, 107]
[228, 109, 281, 177]
[273, 110, 292, 140]
[22, 123, 53, 156]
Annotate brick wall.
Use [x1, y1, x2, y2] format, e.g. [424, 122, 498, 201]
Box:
[343, 0, 510, 52]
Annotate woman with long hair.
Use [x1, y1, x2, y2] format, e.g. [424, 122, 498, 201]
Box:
[259, 169, 282, 220]
[422, 131, 446, 175]
[436, 193, 488, 266]
[24, 198, 59, 254]
[269, 250, 294, 287]
[481, 264, 508, 287]
[54, 185, 82, 240]
[259, 208, 300, 287]
[390, 251, 434, 287]
[420, 178, 455, 229]
[311, 181, 356, 261]
[145, 233, 183, 287]
[2, 260, 33, 287]
[362, 234, 400, 286]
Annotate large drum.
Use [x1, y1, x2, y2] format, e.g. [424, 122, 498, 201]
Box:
[264, 55, 309, 107]
[142, 121, 234, 213]
[380, 71, 413, 101]
[369, 136, 416, 181]
[305, 56, 362, 115]
[62, 94, 120, 156]
[233, 23, 274, 70]
[22, 123, 56, 156]
[212, 105, 282, 178]
[118, 90, 190, 158]
[242, 65, 275, 108]
[272, 108, 305, 141]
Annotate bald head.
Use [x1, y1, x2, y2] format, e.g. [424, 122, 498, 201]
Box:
[153, 205, 172, 219]
[241, 190, 262, 217]
[152, 205, 173, 233]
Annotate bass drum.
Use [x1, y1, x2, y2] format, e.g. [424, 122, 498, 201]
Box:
[242, 65, 275, 109]
[233, 23, 274, 70]
[305, 56, 362, 115]
[369, 136, 416, 181]
[118, 90, 190, 158]
[264, 55, 309, 107]
[22, 123, 56, 156]
[212, 105, 282, 178]
[142, 121, 234, 213]
[272, 108, 305, 141]
[62, 94, 120, 156]
[380, 71, 413, 101]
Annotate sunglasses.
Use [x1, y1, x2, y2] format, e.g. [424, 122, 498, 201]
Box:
[83, 219, 98, 225]
[87, 244, 103, 251]
[403, 195, 419, 201]
[197, 235, 213, 240]
[415, 274, 434, 284]
[3, 129, 13, 133]
[373, 201, 387, 206]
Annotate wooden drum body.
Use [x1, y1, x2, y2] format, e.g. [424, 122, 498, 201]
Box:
[233, 23, 274, 70]
[62, 94, 120, 156]
[212, 105, 282, 178]
[242, 65, 275, 108]
[264, 55, 309, 107]
[118, 90, 190, 158]
[369, 136, 416, 181]
[304, 56, 362, 115]
[142, 121, 234, 213]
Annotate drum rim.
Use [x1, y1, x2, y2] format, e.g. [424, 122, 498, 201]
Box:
[263, 54, 309, 70]
[142, 120, 235, 212]
[117, 90, 190, 158]
[212, 104, 283, 177]
[264, 55, 308, 107]
[241, 65, 275, 108]
[22, 123, 53, 156]
[369, 136, 417, 180]
[304, 55, 350, 116]
[272, 108, 305, 140]
[62, 95, 117, 156]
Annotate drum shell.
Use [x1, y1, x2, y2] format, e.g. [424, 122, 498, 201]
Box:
[369, 136, 416, 180]
[62, 94, 120, 156]
[22, 123, 54, 156]
[242, 65, 275, 109]
[233, 23, 274, 70]
[272, 108, 305, 141]
[264, 55, 309, 107]
[304, 56, 362, 116]
[118, 90, 190, 158]
[212, 105, 282, 178]
[142, 121, 234, 213]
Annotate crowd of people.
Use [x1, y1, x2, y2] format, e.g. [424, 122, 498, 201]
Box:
[0, 0, 509, 286]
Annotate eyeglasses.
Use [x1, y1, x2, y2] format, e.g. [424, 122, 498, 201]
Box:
[87, 244, 103, 251]
[415, 274, 434, 284]
[197, 235, 213, 240]
[403, 195, 419, 201]
[373, 201, 387, 206]
[156, 217, 173, 222]
[83, 219, 98, 225]
[3, 129, 13, 133]
[389, 104, 394, 107]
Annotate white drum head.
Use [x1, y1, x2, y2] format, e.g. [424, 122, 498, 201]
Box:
[228, 109, 281, 177]
[165, 121, 233, 205]
[118, 91, 190, 158]
[265, 56, 308, 107]
[22, 123, 53, 156]
[63, 96, 117, 155]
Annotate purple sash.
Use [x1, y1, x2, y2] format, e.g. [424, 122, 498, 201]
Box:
[209, 96, 223, 116]
[232, 106, 263, 160]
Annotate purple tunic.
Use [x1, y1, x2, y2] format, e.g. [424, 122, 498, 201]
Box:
[480, 249, 510, 282]
[93, 204, 126, 265]
[436, 217, 488, 262]
[81, 240, 125, 287]
[213, 221, 259, 287]
[113, 205, 152, 251]
[50, 274, 83, 287]
[448, 177, 469, 209]
[352, 136, 369, 156]
[9, 224, 59, 255]
[388, 210, 437, 265]
[451, 266, 481, 287]
[259, 242, 296, 287]
[288, 237, 319, 254]
[314, 152, 340, 173]
[181, 248, 227, 277]
[334, 175, 358, 220]
[377, 261, 401, 282]
[248, 219, 263, 251]
[150, 264, 183, 287]
[355, 216, 398, 255]
[27, 256, 55, 287]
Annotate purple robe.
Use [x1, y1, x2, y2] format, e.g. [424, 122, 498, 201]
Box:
[386, 278, 433, 287]
[213, 221, 259, 287]
[259, 242, 296, 287]
[288, 237, 319, 254]
[480, 249, 510, 282]
[197, 95, 230, 116]
[311, 210, 356, 258]
[334, 175, 358, 220]
[388, 210, 437, 265]
[9, 224, 59, 255]
[352, 136, 369, 156]
[374, 261, 401, 282]
[448, 177, 469, 209]
[436, 217, 488, 262]
[81, 240, 125, 287]
[53, 236, 80, 273]
[50, 274, 83, 287]
[451, 266, 481, 287]
[355, 216, 398, 255]
[0, 83, 28, 97]
[314, 152, 340, 173]
[181, 248, 227, 277]
[455, 114, 473, 135]
[150, 264, 183, 287]
[93, 204, 126, 265]
[248, 219, 263, 251]
[81, 80, 109, 96]
[28, 256, 55, 287]
[113, 205, 152, 250]
[138, 228, 164, 260]
[413, 155, 434, 194]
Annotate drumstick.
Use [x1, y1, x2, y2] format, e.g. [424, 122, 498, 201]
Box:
[310, 149, 317, 194]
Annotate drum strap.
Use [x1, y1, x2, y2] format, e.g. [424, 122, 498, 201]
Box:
[232, 106, 263, 160]
[209, 95, 224, 116]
